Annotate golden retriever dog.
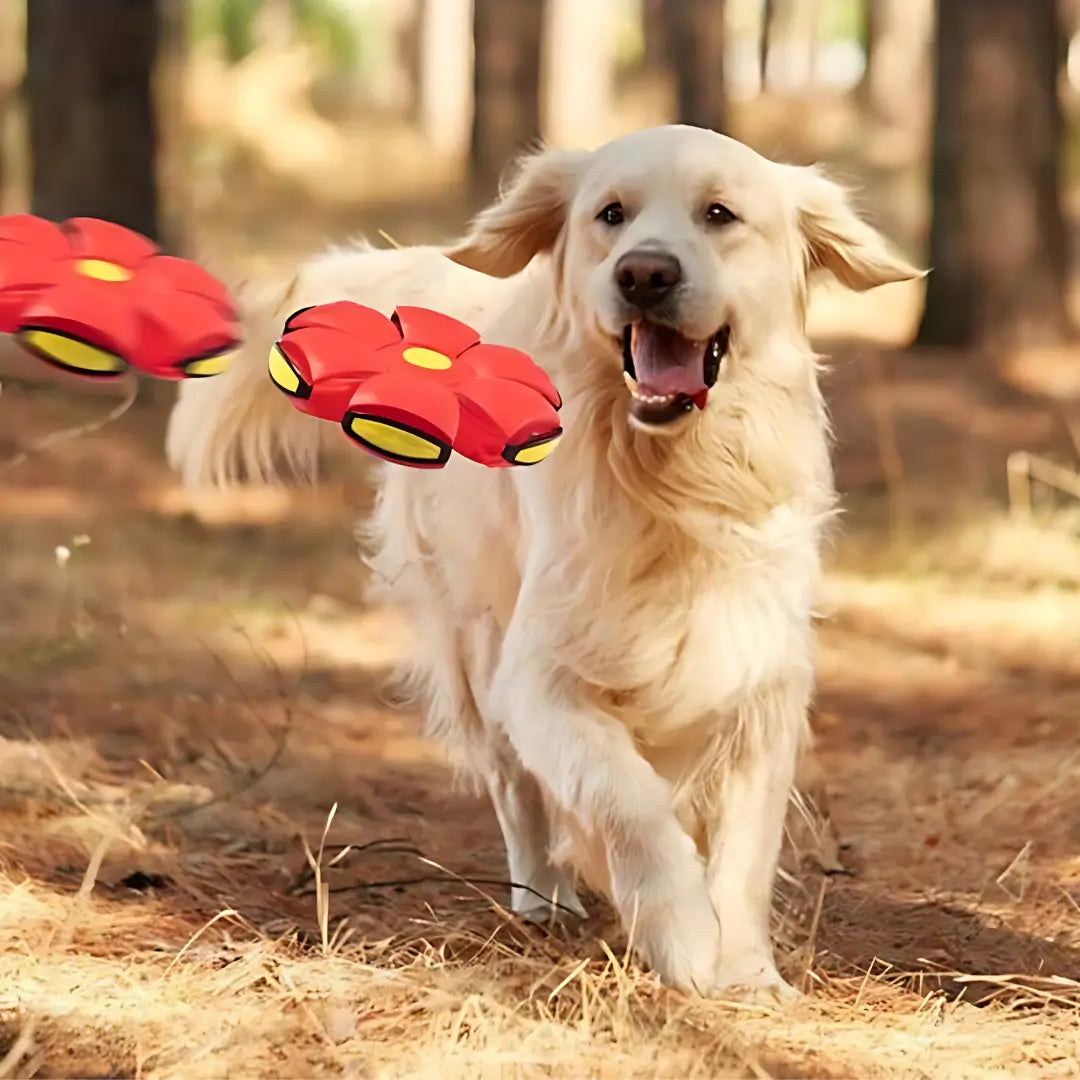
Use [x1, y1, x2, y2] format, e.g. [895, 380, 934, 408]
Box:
[167, 125, 920, 1001]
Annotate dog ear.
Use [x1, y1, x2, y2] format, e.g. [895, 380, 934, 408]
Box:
[793, 166, 925, 291]
[445, 147, 591, 278]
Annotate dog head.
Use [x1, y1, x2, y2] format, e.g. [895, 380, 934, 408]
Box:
[446, 125, 922, 435]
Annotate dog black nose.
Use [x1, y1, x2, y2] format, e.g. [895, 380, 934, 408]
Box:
[614, 249, 682, 309]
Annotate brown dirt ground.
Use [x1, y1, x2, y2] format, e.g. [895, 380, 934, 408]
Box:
[1, 87, 1080, 1080]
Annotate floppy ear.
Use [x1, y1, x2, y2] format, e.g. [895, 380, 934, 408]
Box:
[793, 166, 925, 291]
[445, 147, 592, 278]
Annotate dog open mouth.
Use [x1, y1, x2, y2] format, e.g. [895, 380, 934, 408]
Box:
[622, 322, 730, 426]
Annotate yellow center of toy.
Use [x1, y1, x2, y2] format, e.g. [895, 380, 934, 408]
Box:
[75, 259, 133, 282]
[402, 346, 452, 370]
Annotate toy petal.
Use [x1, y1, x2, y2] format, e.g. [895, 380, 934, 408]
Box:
[285, 301, 402, 350]
[343, 370, 460, 468]
[137, 291, 242, 380]
[459, 342, 561, 409]
[279, 325, 391, 385]
[455, 378, 562, 468]
[0, 216, 69, 332]
[16, 280, 139, 376]
[62, 217, 158, 268]
[0, 214, 69, 258]
[393, 305, 480, 359]
[137, 254, 236, 311]
[0, 256, 63, 333]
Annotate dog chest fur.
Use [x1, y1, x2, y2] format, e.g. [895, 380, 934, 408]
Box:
[518, 488, 823, 740]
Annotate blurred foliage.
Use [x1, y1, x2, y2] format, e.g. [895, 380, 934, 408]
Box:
[191, 0, 360, 71]
[618, 0, 867, 75]
[822, 0, 865, 42]
[291, 0, 361, 70]
[611, 0, 648, 75]
[218, 0, 261, 63]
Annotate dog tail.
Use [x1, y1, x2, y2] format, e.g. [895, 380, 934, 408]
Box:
[166, 273, 328, 488]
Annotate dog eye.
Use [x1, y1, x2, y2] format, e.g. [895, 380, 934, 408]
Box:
[706, 202, 737, 226]
[597, 202, 625, 226]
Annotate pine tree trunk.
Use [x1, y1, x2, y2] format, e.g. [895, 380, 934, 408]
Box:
[858, 0, 879, 103]
[26, 0, 161, 242]
[399, 0, 423, 123]
[641, 0, 669, 72]
[918, 0, 1068, 350]
[158, 0, 188, 254]
[469, 0, 544, 201]
[664, 0, 726, 133]
[859, 0, 932, 126]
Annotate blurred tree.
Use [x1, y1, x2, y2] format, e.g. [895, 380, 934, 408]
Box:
[545, 0, 615, 148]
[470, 0, 545, 199]
[398, 0, 423, 122]
[759, 0, 777, 90]
[858, 0, 879, 99]
[641, 0, 670, 72]
[26, 0, 161, 241]
[805, 0, 822, 89]
[859, 0, 932, 126]
[158, 0, 190, 254]
[0, 0, 25, 210]
[664, 0, 725, 132]
[418, 0, 472, 155]
[919, 0, 1069, 349]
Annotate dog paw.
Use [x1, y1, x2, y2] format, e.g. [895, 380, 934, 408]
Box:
[512, 875, 587, 924]
[634, 894, 722, 995]
[711, 963, 800, 1006]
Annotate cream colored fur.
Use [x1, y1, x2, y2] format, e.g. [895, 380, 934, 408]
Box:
[167, 126, 921, 1000]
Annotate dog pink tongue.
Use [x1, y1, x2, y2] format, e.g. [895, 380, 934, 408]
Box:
[631, 323, 707, 398]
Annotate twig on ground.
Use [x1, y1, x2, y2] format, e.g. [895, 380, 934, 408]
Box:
[296, 870, 588, 921]
[1007, 450, 1080, 518]
[0, 379, 139, 472]
[799, 876, 828, 993]
[287, 838, 587, 919]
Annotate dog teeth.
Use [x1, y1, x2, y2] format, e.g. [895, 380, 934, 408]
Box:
[625, 370, 674, 404]
[630, 387, 677, 405]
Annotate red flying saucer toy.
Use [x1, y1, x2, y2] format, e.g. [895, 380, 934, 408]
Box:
[0, 214, 241, 380]
[269, 302, 563, 469]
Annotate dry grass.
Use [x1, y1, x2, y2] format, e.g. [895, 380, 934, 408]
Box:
[0, 349, 1079, 1079]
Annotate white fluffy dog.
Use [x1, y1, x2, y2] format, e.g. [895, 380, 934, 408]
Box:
[167, 125, 920, 1001]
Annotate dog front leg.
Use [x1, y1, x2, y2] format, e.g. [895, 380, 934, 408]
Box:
[706, 675, 810, 1004]
[492, 626, 720, 993]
